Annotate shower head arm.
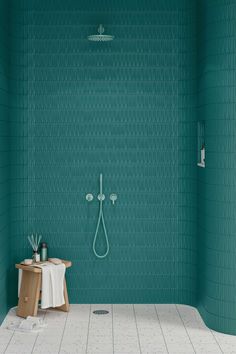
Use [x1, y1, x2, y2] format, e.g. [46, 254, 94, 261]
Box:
[98, 24, 104, 35]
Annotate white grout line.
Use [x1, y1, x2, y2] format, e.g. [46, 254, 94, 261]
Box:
[210, 329, 224, 354]
[2, 307, 19, 354]
[2, 308, 47, 354]
[111, 304, 114, 354]
[175, 304, 196, 354]
[57, 310, 69, 354]
[3, 328, 15, 354]
[132, 304, 142, 354]
[85, 304, 92, 354]
[154, 304, 169, 354]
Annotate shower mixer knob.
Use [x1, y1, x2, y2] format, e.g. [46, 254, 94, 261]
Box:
[86, 193, 94, 202]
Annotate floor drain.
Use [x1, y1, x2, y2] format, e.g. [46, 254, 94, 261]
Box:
[93, 310, 109, 315]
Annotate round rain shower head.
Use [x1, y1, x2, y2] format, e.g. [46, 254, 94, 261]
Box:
[88, 24, 114, 42]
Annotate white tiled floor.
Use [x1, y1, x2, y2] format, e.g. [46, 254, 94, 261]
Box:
[1, 304, 236, 354]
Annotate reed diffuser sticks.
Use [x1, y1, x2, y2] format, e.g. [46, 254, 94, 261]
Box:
[28, 234, 42, 262]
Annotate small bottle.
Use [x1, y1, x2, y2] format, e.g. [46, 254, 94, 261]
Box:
[33, 251, 40, 263]
[40, 242, 48, 261]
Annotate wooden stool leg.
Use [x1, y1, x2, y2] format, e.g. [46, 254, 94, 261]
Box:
[17, 270, 41, 318]
[55, 278, 69, 312]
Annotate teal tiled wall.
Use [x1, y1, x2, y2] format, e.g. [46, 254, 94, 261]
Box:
[197, 0, 236, 335]
[9, 0, 198, 305]
[0, 0, 10, 323]
[2, 0, 236, 335]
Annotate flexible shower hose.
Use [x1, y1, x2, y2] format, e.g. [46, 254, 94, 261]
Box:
[92, 174, 109, 259]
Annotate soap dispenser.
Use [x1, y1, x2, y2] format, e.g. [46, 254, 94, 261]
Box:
[40, 242, 48, 261]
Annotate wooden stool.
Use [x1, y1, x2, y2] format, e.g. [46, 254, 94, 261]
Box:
[15, 260, 72, 318]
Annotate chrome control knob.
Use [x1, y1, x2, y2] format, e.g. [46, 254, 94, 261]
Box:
[86, 193, 94, 202]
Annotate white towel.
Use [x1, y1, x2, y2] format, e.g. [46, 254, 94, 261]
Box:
[18, 263, 66, 309]
[8, 316, 47, 333]
[40, 263, 66, 309]
[18, 269, 22, 296]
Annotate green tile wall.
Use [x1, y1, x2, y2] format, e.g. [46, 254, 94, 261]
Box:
[0, 0, 10, 323]
[2, 0, 236, 335]
[197, 0, 236, 335]
[9, 0, 198, 306]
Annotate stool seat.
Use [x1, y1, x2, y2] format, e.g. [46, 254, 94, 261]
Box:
[15, 260, 72, 318]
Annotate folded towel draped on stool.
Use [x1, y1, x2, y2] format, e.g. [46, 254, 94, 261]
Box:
[40, 263, 66, 308]
[18, 263, 66, 309]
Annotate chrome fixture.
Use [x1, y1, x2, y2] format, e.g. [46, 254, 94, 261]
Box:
[86, 193, 94, 202]
[97, 193, 105, 201]
[86, 175, 118, 258]
[88, 24, 114, 42]
[93, 310, 109, 315]
[110, 193, 117, 205]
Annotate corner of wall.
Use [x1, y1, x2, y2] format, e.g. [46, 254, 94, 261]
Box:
[197, 0, 236, 335]
[0, 0, 11, 323]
